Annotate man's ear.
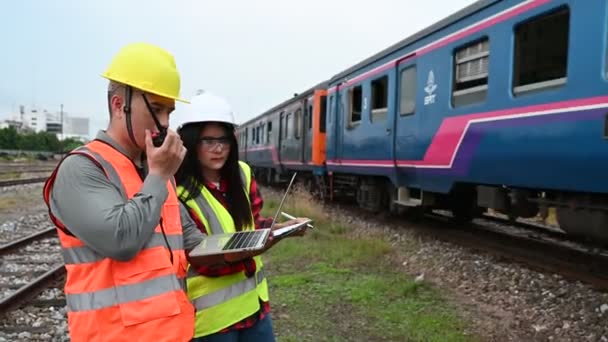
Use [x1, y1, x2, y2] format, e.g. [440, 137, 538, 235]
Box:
[110, 94, 125, 120]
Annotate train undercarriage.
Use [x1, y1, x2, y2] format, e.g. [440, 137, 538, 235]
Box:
[252, 167, 608, 244]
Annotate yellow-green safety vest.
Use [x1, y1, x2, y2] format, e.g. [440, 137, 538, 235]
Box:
[177, 161, 269, 337]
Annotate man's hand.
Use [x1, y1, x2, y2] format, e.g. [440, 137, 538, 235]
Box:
[146, 128, 187, 181]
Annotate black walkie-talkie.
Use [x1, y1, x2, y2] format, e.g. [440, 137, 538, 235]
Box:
[141, 93, 168, 148]
[151, 128, 167, 147]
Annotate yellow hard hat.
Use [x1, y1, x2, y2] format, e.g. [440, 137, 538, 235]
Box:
[102, 42, 188, 103]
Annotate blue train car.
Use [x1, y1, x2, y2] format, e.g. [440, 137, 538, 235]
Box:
[322, 0, 608, 241]
[238, 82, 328, 186]
[240, 0, 608, 242]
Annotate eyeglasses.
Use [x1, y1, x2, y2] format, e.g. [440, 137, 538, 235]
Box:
[199, 137, 231, 150]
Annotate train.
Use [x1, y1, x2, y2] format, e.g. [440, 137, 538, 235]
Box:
[236, 0, 608, 243]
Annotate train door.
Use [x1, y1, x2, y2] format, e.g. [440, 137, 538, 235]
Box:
[311, 90, 328, 167]
[394, 57, 419, 178]
[367, 73, 394, 162]
[278, 111, 286, 165]
[303, 96, 314, 163]
[243, 127, 248, 161]
[294, 105, 304, 163]
[326, 86, 344, 165]
[336, 86, 344, 162]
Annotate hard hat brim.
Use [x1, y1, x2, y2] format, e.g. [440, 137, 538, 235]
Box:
[101, 74, 190, 104]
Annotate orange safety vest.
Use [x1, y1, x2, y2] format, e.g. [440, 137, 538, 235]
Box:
[42, 140, 194, 342]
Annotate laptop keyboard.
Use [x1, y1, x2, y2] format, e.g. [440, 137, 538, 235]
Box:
[222, 231, 264, 251]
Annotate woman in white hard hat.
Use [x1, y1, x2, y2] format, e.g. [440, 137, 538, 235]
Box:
[173, 90, 309, 342]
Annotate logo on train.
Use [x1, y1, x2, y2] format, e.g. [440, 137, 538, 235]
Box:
[424, 70, 437, 105]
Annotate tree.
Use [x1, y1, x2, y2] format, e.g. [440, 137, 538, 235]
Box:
[0, 128, 81, 152]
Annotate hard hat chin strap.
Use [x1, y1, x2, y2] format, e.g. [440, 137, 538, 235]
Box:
[141, 93, 167, 147]
[122, 86, 167, 150]
[123, 86, 139, 149]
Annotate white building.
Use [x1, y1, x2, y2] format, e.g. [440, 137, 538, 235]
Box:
[62, 116, 90, 141]
[1, 105, 90, 141]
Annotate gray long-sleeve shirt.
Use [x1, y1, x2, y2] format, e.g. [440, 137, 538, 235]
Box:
[48, 130, 203, 262]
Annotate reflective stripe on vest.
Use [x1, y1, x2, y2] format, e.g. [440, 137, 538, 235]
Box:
[62, 233, 184, 264]
[192, 195, 224, 235]
[190, 268, 266, 311]
[67, 273, 182, 312]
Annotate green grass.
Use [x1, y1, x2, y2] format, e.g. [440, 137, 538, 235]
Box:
[260, 187, 478, 342]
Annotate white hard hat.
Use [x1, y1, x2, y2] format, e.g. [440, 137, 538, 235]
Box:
[171, 90, 236, 131]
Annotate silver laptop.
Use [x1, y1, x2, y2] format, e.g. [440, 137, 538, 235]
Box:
[188, 229, 272, 257]
[189, 172, 298, 258]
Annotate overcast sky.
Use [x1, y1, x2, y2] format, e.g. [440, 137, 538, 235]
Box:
[0, 0, 478, 138]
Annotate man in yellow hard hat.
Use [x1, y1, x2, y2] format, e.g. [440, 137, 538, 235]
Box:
[42, 42, 204, 341]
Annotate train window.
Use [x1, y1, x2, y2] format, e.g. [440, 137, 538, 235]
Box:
[308, 105, 313, 130]
[260, 124, 265, 144]
[371, 76, 388, 122]
[320, 95, 327, 133]
[400, 66, 417, 115]
[266, 122, 272, 143]
[328, 96, 333, 124]
[294, 109, 302, 139]
[349, 85, 362, 127]
[452, 38, 489, 107]
[513, 7, 569, 96]
[286, 113, 292, 139]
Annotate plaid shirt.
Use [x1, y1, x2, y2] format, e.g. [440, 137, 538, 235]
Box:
[185, 175, 272, 333]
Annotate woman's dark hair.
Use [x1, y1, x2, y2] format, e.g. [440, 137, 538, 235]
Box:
[175, 122, 252, 231]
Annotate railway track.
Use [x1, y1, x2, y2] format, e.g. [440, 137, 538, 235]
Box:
[0, 227, 64, 315]
[0, 227, 56, 255]
[0, 211, 68, 340]
[426, 211, 608, 291]
[0, 177, 48, 188]
[0, 168, 55, 175]
[270, 183, 608, 292]
[0, 277, 67, 341]
[345, 202, 608, 291]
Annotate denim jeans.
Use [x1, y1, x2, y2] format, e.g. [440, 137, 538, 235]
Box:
[191, 314, 276, 342]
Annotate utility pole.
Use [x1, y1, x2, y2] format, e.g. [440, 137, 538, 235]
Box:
[60, 104, 64, 141]
[59, 104, 65, 156]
